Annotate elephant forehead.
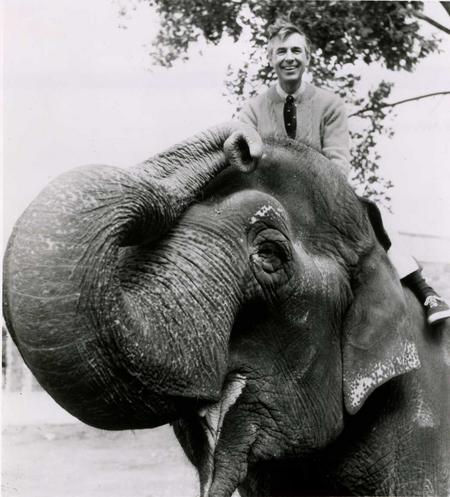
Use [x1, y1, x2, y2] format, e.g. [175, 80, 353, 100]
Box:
[219, 190, 290, 229]
[250, 204, 284, 224]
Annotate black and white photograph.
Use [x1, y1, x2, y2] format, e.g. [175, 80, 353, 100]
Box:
[3, 1, 450, 496]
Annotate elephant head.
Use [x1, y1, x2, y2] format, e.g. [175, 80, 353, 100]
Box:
[3, 124, 421, 497]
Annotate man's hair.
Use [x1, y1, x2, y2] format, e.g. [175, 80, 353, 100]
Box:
[267, 18, 311, 59]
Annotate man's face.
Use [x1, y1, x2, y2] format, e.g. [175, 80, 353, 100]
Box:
[269, 32, 309, 90]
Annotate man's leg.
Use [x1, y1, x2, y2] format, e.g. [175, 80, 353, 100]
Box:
[402, 270, 450, 325]
[386, 227, 450, 326]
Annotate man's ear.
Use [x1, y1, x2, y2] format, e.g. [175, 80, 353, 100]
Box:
[305, 51, 311, 65]
[342, 246, 421, 415]
[267, 48, 274, 67]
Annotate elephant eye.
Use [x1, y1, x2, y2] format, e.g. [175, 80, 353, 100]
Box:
[254, 241, 288, 273]
[249, 228, 292, 275]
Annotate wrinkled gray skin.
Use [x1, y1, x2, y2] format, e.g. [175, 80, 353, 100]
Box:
[3, 124, 450, 497]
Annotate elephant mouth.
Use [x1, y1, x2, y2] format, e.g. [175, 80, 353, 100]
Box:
[197, 372, 247, 496]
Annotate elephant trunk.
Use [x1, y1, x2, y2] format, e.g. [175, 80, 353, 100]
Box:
[3, 123, 262, 429]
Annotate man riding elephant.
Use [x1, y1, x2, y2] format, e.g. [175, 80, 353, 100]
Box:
[239, 17, 450, 326]
[4, 121, 449, 496]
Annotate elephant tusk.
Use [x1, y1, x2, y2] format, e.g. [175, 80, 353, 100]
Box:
[198, 373, 247, 496]
[199, 373, 246, 446]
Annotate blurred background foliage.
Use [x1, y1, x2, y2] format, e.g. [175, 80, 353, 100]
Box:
[119, 0, 450, 203]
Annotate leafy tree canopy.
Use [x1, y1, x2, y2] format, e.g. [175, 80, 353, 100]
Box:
[121, 1, 449, 202]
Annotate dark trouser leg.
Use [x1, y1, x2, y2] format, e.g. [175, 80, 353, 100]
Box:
[402, 270, 450, 325]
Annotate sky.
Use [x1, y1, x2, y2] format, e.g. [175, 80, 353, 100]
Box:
[3, 0, 450, 248]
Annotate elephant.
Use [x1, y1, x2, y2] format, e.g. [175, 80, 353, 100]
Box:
[3, 123, 450, 497]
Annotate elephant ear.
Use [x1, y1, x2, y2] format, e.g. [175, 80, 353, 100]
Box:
[342, 245, 421, 415]
[358, 196, 391, 251]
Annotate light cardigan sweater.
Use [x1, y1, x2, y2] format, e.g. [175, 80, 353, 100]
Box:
[239, 82, 351, 176]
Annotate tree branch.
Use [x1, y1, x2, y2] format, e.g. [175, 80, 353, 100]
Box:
[349, 91, 450, 118]
[440, 2, 450, 17]
[409, 7, 450, 35]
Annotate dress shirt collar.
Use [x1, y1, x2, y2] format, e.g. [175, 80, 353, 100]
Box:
[276, 80, 306, 101]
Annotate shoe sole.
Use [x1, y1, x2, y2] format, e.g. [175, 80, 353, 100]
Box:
[428, 309, 450, 325]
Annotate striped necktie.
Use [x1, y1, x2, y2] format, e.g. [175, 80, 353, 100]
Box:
[283, 95, 297, 139]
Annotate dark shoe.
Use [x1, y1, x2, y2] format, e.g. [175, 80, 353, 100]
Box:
[424, 295, 450, 325]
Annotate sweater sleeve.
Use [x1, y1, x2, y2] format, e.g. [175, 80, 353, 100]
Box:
[321, 97, 351, 178]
